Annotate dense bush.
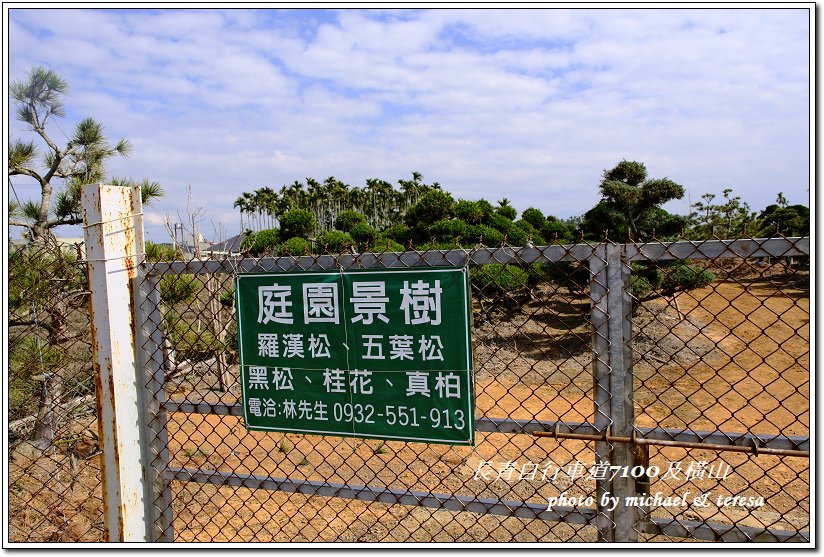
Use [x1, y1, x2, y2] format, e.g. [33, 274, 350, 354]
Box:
[471, 264, 530, 293]
[429, 219, 469, 241]
[382, 223, 412, 246]
[758, 204, 810, 237]
[545, 218, 575, 242]
[334, 210, 367, 232]
[495, 204, 518, 221]
[503, 224, 529, 246]
[543, 262, 591, 295]
[369, 238, 406, 253]
[514, 219, 543, 242]
[465, 224, 504, 246]
[404, 190, 455, 228]
[662, 264, 715, 295]
[488, 213, 528, 246]
[9, 338, 61, 420]
[160, 274, 199, 306]
[315, 230, 354, 254]
[455, 200, 492, 225]
[243, 228, 279, 255]
[521, 207, 547, 232]
[166, 313, 226, 363]
[631, 260, 715, 300]
[146, 241, 179, 261]
[9, 246, 85, 311]
[279, 208, 316, 239]
[350, 222, 379, 246]
[279, 236, 311, 256]
[631, 274, 654, 301]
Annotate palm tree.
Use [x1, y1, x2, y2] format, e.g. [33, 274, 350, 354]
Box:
[349, 186, 366, 217]
[375, 179, 395, 229]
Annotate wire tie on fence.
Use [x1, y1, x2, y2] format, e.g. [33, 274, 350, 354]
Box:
[82, 212, 143, 229]
[83, 252, 146, 263]
[751, 438, 760, 457]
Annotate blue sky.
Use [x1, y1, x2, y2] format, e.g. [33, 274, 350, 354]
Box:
[6, 7, 812, 243]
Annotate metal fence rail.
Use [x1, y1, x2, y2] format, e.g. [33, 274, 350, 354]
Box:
[136, 236, 809, 543]
[8, 187, 810, 544]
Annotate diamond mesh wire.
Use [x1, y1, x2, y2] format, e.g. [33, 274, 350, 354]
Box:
[8, 236, 809, 543]
[140, 236, 809, 543]
[144, 237, 810, 542]
[146, 242, 602, 542]
[8, 241, 104, 542]
[627, 236, 810, 542]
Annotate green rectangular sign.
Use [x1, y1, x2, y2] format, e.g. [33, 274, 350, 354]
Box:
[234, 267, 474, 445]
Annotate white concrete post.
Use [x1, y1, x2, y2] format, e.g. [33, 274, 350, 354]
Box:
[82, 183, 151, 541]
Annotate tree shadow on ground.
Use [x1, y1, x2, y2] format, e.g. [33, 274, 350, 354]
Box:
[473, 287, 592, 362]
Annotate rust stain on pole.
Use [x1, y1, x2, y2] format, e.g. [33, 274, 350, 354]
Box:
[83, 183, 150, 541]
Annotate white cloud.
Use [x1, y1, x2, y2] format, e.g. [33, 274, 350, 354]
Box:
[7, 7, 810, 243]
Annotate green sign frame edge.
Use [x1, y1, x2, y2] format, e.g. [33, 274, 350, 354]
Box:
[233, 266, 475, 446]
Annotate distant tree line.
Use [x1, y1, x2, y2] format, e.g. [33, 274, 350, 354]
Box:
[233, 172, 440, 234]
[235, 160, 809, 254]
[233, 160, 808, 303]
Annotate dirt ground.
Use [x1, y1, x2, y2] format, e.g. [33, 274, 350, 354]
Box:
[9, 268, 810, 542]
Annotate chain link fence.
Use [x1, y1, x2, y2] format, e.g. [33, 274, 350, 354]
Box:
[8, 240, 103, 542]
[8, 235, 810, 543]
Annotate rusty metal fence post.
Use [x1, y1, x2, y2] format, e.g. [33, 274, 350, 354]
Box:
[136, 270, 175, 541]
[82, 183, 159, 541]
[591, 242, 638, 542]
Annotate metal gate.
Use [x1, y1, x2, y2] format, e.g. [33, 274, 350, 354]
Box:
[134, 239, 809, 542]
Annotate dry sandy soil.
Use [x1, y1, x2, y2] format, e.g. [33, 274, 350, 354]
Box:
[9, 268, 810, 542]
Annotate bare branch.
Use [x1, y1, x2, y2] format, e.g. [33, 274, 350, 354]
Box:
[9, 219, 35, 231]
[45, 216, 83, 228]
[8, 167, 45, 185]
[9, 318, 56, 336]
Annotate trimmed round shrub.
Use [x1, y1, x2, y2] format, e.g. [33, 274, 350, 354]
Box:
[545, 218, 574, 242]
[335, 210, 367, 232]
[278, 236, 311, 256]
[515, 219, 547, 244]
[243, 228, 279, 255]
[487, 214, 528, 246]
[476, 199, 495, 219]
[279, 208, 316, 239]
[502, 224, 528, 247]
[369, 238, 406, 253]
[350, 222, 379, 245]
[521, 207, 547, 232]
[662, 264, 715, 294]
[495, 205, 518, 220]
[488, 212, 513, 231]
[465, 224, 504, 246]
[404, 190, 455, 228]
[515, 219, 539, 235]
[382, 223, 412, 246]
[455, 200, 492, 225]
[315, 230, 354, 254]
[429, 219, 468, 241]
